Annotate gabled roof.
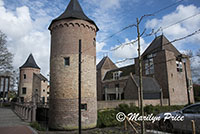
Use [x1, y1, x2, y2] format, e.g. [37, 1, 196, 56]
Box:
[49, 0, 98, 31]
[130, 74, 161, 93]
[33, 73, 48, 81]
[20, 54, 40, 69]
[103, 64, 135, 81]
[142, 35, 181, 57]
[97, 56, 117, 70]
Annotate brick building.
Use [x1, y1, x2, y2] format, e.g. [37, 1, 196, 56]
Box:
[97, 35, 194, 106]
[18, 54, 49, 103]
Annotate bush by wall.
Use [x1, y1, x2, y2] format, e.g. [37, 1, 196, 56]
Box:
[97, 104, 184, 128]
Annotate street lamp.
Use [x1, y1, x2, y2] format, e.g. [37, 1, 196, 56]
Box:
[182, 57, 191, 105]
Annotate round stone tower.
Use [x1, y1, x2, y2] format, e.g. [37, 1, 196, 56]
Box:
[48, 0, 98, 130]
[19, 54, 40, 103]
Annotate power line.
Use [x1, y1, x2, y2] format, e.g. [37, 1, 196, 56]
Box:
[84, 0, 198, 59]
[98, 0, 185, 43]
[115, 28, 200, 64]
[113, 12, 200, 51]
[161, 12, 200, 31]
[152, 0, 184, 15]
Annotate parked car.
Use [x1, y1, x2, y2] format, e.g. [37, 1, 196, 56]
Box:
[158, 103, 200, 133]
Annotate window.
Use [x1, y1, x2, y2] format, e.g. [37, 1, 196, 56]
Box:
[176, 61, 183, 72]
[188, 79, 193, 88]
[35, 89, 38, 92]
[113, 71, 122, 80]
[81, 104, 87, 110]
[43, 89, 45, 92]
[145, 53, 156, 75]
[47, 92, 49, 94]
[42, 97, 45, 104]
[115, 84, 119, 88]
[24, 74, 26, 79]
[64, 57, 70, 66]
[22, 87, 26, 94]
[20, 97, 24, 103]
[93, 38, 96, 47]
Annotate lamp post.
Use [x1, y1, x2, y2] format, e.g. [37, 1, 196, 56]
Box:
[182, 57, 191, 105]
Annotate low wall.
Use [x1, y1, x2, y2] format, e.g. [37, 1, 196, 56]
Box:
[97, 99, 162, 110]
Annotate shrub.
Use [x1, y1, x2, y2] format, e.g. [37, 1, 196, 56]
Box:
[116, 103, 139, 114]
[97, 109, 121, 128]
[30, 121, 45, 131]
[144, 105, 184, 115]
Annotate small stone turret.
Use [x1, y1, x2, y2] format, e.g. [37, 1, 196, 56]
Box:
[48, 0, 98, 130]
[18, 54, 40, 102]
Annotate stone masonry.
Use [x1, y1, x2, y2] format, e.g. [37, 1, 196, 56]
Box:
[49, 16, 98, 130]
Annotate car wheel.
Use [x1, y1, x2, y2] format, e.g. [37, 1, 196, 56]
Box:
[158, 119, 165, 131]
[165, 120, 173, 133]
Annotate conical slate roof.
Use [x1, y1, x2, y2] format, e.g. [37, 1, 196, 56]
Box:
[20, 54, 40, 69]
[49, 0, 99, 31]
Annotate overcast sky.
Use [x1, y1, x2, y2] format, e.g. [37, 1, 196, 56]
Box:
[0, 0, 200, 79]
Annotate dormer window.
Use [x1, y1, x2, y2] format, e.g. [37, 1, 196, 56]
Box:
[176, 61, 183, 72]
[113, 71, 122, 80]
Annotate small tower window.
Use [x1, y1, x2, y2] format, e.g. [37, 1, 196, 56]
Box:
[64, 57, 70, 66]
[24, 74, 26, 79]
[22, 87, 26, 94]
[81, 103, 87, 111]
[93, 38, 96, 47]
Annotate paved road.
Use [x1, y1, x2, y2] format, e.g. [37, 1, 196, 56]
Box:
[0, 107, 37, 134]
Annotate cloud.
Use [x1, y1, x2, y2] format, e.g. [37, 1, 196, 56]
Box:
[96, 42, 106, 53]
[0, 0, 3, 6]
[146, 4, 200, 47]
[83, 0, 125, 53]
[0, 0, 50, 77]
[111, 38, 148, 59]
[146, 4, 200, 82]
[110, 37, 148, 67]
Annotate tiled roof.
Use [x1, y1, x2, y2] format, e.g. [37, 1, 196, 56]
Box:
[49, 0, 98, 31]
[20, 54, 40, 69]
[131, 74, 161, 93]
[142, 35, 181, 57]
[34, 73, 48, 81]
[96, 56, 117, 70]
[103, 64, 135, 80]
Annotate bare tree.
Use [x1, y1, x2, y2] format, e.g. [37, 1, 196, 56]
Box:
[0, 31, 13, 72]
[0, 30, 17, 90]
[183, 50, 200, 84]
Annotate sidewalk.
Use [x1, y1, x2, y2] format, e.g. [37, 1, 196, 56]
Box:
[0, 107, 37, 134]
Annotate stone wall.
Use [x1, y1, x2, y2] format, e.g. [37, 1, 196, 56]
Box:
[97, 99, 162, 110]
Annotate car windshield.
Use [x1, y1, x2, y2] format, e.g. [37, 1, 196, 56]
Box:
[182, 104, 200, 114]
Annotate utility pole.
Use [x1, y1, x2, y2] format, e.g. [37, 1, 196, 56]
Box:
[137, 18, 145, 134]
[183, 58, 190, 105]
[78, 39, 82, 134]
